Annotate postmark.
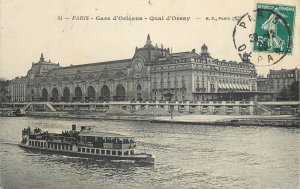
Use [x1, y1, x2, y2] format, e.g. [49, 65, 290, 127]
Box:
[233, 3, 296, 67]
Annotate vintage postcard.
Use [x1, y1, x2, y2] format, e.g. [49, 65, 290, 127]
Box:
[0, 0, 299, 189]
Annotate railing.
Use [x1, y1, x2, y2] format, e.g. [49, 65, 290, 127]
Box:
[256, 103, 273, 114]
[103, 143, 136, 149]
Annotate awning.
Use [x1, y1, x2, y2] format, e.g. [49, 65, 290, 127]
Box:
[239, 84, 244, 90]
[218, 83, 222, 89]
[242, 84, 247, 90]
[224, 83, 229, 89]
[245, 84, 250, 90]
[222, 83, 226, 89]
[235, 84, 240, 90]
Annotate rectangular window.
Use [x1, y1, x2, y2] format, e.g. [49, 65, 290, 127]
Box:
[87, 148, 90, 153]
[35, 141, 37, 146]
[91, 149, 95, 153]
[112, 151, 116, 155]
[66, 145, 68, 150]
[51, 143, 53, 148]
[55, 144, 57, 150]
[58, 144, 61, 150]
[78, 147, 81, 152]
[29, 141, 31, 145]
[38, 142, 40, 147]
[101, 150, 105, 154]
[130, 150, 134, 155]
[96, 149, 100, 154]
[62, 145, 64, 150]
[82, 148, 85, 152]
[106, 150, 110, 155]
[70, 146, 73, 151]
[124, 151, 129, 155]
[118, 151, 122, 156]
[41, 142, 43, 148]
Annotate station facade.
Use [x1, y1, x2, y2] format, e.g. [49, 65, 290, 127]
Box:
[10, 35, 258, 102]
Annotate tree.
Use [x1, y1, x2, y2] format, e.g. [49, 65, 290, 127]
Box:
[276, 81, 299, 101]
[277, 87, 289, 101]
[0, 78, 10, 102]
[290, 81, 299, 101]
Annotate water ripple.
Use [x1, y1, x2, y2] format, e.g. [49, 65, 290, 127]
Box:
[0, 117, 299, 189]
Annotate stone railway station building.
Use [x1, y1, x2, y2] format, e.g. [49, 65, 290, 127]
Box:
[10, 34, 258, 103]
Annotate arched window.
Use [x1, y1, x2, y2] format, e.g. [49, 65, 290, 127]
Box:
[63, 87, 70, 101]
[42, 88, 48, 100]
[101, 85, 110, 101]
[51, 88, 59, 101]
[136, 84, 142, 91]
[74, 86, 82, 101]
[137, 93, 142, 101]
[115, 84, 125, 101]
[251, 81, 256, 91]
[87, 86, 96, 99]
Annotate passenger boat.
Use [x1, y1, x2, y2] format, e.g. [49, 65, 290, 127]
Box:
[0, 108, 25, 117]
[19, 125, 154, 163]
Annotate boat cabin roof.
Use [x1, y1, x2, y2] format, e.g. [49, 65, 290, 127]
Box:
[78, 131, 133, 138]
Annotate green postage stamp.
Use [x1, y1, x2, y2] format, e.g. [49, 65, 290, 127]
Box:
[253, 3, 296, 54]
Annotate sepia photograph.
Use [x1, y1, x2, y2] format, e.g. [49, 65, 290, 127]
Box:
[0, 0, 299, 188]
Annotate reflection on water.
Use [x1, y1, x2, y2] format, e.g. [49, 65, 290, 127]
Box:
[0, 117, 299, 189]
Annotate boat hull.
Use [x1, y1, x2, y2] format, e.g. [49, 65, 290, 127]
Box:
[18, 144, 154, 164]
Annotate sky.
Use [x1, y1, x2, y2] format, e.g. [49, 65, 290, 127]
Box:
[0, 0, 299, 80]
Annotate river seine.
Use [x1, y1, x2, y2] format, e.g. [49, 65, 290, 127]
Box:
[0, 117, 299, 189]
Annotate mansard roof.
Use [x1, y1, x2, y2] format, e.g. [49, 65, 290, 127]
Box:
[269, 69, 296, 74]
[55, 59, 132, 70]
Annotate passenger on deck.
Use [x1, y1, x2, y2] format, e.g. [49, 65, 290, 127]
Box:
[117, 139, 122, 144]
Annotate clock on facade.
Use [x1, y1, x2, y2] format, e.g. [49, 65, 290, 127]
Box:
[132, 58, 144, 72]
